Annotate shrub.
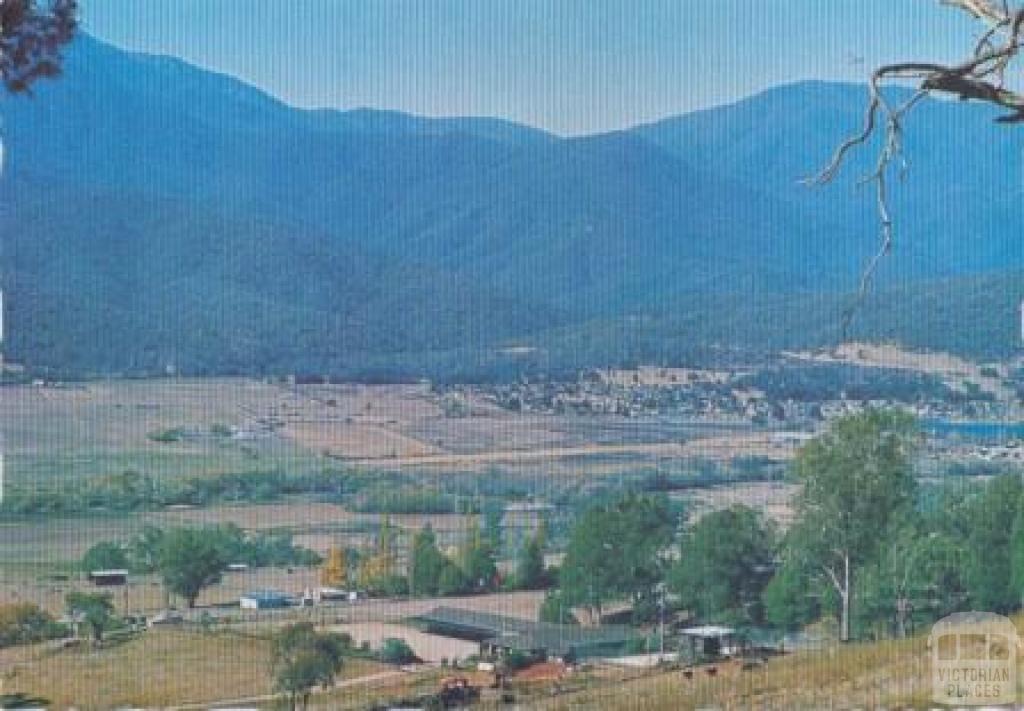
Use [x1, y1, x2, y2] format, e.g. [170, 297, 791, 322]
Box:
[539, 591, 578, 625]
[379, 638, 416, 665]
[0, 603, 65, 648]
[438, 562, 469, 596]
[504, 649, 534, 671]
[81, 542, 130, 572]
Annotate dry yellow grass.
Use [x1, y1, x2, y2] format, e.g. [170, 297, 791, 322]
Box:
[685, 481, 798, 527]
[786, 341, 1018, 403]
[309, 667, 449, 711]
[535, 635, 934, 710]
[0, 628, 386, 710]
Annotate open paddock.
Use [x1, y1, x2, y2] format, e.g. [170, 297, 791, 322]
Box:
[0, 628, 388, 710]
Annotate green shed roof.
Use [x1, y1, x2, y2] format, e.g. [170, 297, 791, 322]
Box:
[417, 606, 637, 657]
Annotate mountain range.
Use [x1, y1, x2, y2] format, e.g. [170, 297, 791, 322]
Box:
[1, 35, 1022, 378]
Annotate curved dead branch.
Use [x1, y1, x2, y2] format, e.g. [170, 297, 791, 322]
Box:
[810, 0, 1024, 339]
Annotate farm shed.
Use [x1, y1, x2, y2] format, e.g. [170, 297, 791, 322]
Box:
[680, 625, 738, 660]
[239, 590, 290, 610]
[417, 606, 636, 661]
[318, 587, 359, 602]
[87, 569, 128, 586]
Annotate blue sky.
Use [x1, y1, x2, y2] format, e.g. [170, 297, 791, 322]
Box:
[84, 1, 975, 135]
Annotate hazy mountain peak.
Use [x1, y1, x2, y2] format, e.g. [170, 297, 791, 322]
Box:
[3, 38, 1021, 376]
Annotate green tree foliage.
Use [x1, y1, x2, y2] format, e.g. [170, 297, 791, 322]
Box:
[270, 622, 347, 711]
[350, 486, 462, 514]
[515, 532, 547, 590]
[459, 521, 498, 592]
[83, 470, 161, 511]
[964, 474, 1023, 613]
[853, 520, 967, 639]
[207, 523, 321, 568]
[157, 528, 227, 608]
[559, 494, 675, 624]
[84, 524, 319, 579]
[358, 517, 403, 595]
[128, 525, 166, 572]
[1, 469, 359, 518]
[437, 561, 469, 596]
[671, 505, 775, 625]
[409, 525, 448, 597]
[80, 542, 130, 573]
[1010, 500, 1024, 607]
[374, 575, 410, 597]
[539, 590, 578, 625]
[0, 603, 63, 648]
[783, 410, 917, 641]
[763, 559, 822, 632]
[483, 500, 505, 553]
[65, 592, 114, 646]
[379, 637, 417, 665]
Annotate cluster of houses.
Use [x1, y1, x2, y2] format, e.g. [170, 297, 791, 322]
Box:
[460, 377, 748, 420]
[440, 367, 1021, 434]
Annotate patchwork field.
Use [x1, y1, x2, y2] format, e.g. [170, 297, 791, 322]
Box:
[0, 378, 796, 487]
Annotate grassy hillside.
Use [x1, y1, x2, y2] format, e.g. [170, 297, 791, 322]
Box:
[541, 633, 933, 710]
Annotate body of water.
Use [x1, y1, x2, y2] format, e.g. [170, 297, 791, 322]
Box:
[921, 419, 1024, 443]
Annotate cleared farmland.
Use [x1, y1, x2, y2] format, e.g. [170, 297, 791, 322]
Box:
[0, 378, 796, 488]
[0, 629, 388, 710]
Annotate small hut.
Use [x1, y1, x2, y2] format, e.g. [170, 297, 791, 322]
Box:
[680, 625, 737, 661]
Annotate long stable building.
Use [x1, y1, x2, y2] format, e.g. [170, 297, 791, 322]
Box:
[417, 606, 637, 661]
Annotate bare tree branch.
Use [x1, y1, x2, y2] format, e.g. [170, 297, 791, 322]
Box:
[810, 0, 1024, 338]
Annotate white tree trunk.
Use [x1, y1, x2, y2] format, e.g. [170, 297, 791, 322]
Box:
[840, 553, 851, 643]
